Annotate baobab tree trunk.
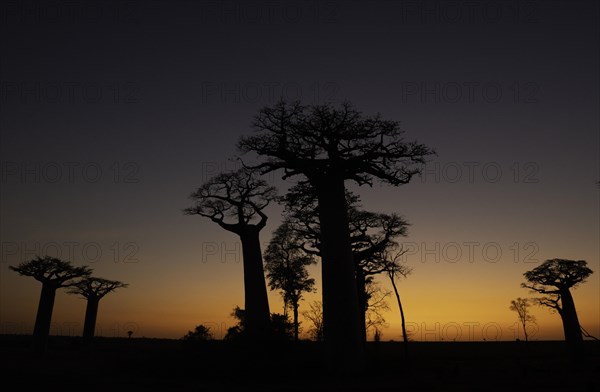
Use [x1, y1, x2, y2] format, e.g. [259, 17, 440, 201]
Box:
[356, 270, 368, 342]
[316, 177, 364, 373]
[559, 288, 583, 357]
[32, 283, 57, 353]
[240, 229, 271, 340]
[82, 298, 100, 346]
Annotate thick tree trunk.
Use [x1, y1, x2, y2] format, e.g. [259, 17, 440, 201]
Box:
[559, 288, 583, 357]
[316, 177, 364, 373]
[82, 298, 100, 346]
[356, 270, 368, 342]
[293, 302, 299, 341]
[32, 283, 57, 353]
[240, 230, 271, 340]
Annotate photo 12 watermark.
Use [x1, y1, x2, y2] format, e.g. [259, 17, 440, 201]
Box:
[403, 321, 540, 341]
[397, 241, 540, 264]
[201, 242, 241, 264]
[400, 81, 539, 104]
[395, 0, 538, 25]
[190, 0, 340, 25]
[419, 161, 540, 184]
[200, 81, 340, 105]
[1, 161, 141, 185]
[1, 81, 141, 105]
[1, 0, 139, 25]
[1, 241, 140, 264]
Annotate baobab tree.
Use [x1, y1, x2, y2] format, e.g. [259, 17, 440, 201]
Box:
[239, 101, 433, 370]
[9, 256, 92, 353]
[282, 185, 410, 342]
[264, 221, 316, 341]
[185, 167, 277, 340]
[522, 259, 593, 356]
[68, 277, 128, 346]
[509, 297, 536, 342]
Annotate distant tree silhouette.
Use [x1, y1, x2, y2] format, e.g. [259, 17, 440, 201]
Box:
[270, 313, 295, 341]
[383, 249, 412, 358]
[509, 297, 536, 342]
[364, 281, 390, 339]
[302, 300, 324, 342]
[185, 167, 277, 341]
[239, 100, 434, 370]
[522, 259, 593, 356]
[264, 221, 316, 341]
[224, 306, 246, 341]
[281, 185, 409, 342]
[182, 324, 213, 341]
[67, 277, 128, 346]
[224, 306, 293, 341]
[9, 256, 92, 353]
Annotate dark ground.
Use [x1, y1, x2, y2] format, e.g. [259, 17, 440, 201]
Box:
[0, 335, 599, 391]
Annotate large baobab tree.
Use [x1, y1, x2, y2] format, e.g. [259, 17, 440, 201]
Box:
[9, 256, 92, 353]
[238, 100, 434, 371]
[264, 221, 316, 341]
[185, 167, 277, 340]
[349, 209, 409, 341]
[522, 259, 593, 356]
[282, 185, 410, 342]
[68, 277, 128, 346]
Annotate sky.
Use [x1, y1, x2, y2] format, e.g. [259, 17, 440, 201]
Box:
[0, 0, 598, 342]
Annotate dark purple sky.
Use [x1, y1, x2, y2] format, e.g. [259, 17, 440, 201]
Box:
[1, 1, 598, 340]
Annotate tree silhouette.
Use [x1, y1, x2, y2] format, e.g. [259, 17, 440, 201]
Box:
[185, 167, 277, 340]
[67, 277, 128, 346]
[364, 281, 390, 339]
[349, 209, 408, 342]
[224, 306, 246, 341]
[509, 297, 536, 342]
[383, 249, 412, 358]
[223, 306, 293, 341]
[522, 259, 593, 356]
[182, 324, 213, 341]
[239, 100, 434, 370]
[9, 256, 92, 353]
[302, 300, 324, 342]
[264, 221, 316, 341]
[281, 185, 409, 342]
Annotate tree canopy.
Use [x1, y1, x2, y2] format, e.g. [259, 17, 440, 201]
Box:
[9, 255, 92, 287]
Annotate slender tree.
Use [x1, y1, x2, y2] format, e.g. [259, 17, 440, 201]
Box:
[68, 277, 127, 346]
[509, 297, 536, 342]
[302, 300, 324, 342]
[522, 259, 593, 357]
[239, 101, 434, 370]
[185, 167, 277, 340]
[364, 280, 390, 339]
[264, 221, 316, 341]
[9, 256, 92, 353]
[383, 249, 412, 358]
